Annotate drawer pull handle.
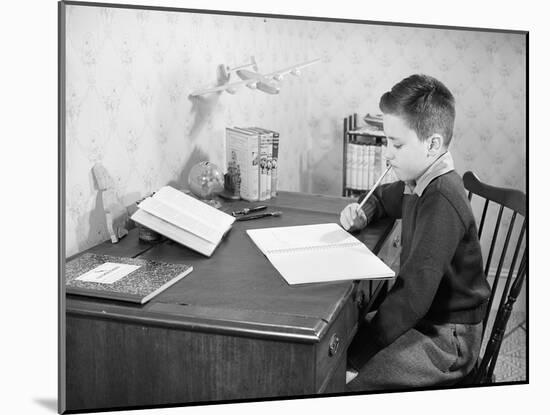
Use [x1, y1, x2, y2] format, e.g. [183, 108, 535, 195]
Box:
[328, 334, 340, 356]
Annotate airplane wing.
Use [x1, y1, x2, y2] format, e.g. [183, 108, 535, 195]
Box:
[264, 57, 321, 80]
[190, 57, 321, 96]
[189, 79, 257, 96]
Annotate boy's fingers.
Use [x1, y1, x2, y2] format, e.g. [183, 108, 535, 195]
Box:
[347, 212, 357, 227]
[341, 213, 351, 230]
[340, 203, 363, 231]
[339, 211, 346, 228]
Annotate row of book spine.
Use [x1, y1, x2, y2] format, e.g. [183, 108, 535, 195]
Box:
[346, 143, 396, 191]
[225, 126, 280, 202]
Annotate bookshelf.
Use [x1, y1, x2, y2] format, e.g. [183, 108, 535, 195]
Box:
[342, 113, 388, 197]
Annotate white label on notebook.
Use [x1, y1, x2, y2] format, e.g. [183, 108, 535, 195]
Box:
[75, 262, 141, 284]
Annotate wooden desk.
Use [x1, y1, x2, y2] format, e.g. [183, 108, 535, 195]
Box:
[65, 191, 397, 411]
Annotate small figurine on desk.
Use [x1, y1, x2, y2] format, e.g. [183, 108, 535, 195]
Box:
[219, 154, 241, 200]
[92, 163, 129, 244]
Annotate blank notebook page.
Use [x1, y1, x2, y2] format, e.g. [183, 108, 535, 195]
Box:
[247, 223, 395, 285]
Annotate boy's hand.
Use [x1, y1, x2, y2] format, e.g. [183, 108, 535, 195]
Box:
[340, 203, 367, 231]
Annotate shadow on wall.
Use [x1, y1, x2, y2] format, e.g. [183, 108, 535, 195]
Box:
[72, 169, 143, 257]
[72, 191, 106, 258]
[307, 116, 343, 196]
[187, 94, 220, 140]
[70, 190, 107, 259]
[187, 64, 227, 141]
[72, 77, 223, 255]
[309, 151, 342, 196]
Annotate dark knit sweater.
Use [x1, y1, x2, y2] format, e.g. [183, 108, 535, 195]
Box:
[348, 170, 491, 370]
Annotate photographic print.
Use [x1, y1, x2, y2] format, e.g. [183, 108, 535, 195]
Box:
[59, 0, 527, 413]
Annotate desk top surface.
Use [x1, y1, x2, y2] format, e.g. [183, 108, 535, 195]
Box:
[66, 191, 394, 342]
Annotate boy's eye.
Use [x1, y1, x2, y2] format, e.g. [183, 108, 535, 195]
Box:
[393, 144, 402, 149]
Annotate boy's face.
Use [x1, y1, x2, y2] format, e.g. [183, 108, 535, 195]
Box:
[382, 114, 435, 183]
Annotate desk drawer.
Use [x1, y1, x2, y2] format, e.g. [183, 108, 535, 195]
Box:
[315, 292, 358, 392]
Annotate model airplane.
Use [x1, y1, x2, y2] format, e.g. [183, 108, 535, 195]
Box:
[190, 56, 321, 97]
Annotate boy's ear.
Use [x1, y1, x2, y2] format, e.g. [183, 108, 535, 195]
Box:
[426, 134, 443, 155]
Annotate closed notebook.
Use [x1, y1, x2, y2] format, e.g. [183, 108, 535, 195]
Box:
[247, 223, 395, 285]
[65, 253, 193, 304]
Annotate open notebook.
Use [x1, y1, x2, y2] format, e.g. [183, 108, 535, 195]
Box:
[247, 223, 395, 285]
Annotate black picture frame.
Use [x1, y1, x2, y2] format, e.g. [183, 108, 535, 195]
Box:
[57, 1, 529, 414]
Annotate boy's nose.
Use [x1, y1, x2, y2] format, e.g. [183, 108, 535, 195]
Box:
[383, 146, 395, 161]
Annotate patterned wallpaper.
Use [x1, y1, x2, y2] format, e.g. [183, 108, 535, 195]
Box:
[64, 5, 526, 257]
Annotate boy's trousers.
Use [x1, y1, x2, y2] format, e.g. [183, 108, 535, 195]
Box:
[346, 318, 483, 391]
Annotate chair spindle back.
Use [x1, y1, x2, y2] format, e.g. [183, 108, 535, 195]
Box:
[462, 171, 527, 383]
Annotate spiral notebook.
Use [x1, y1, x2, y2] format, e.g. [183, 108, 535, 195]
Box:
[247, 223, 395, 285]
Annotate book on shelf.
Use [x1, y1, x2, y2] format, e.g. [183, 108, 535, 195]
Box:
[363, 113, 384, 128]
[359, 144, 366, 190]
[344, 113, 398, 194]
[346, 142, 352, 190]
[368, 145, 375, 189]
[354, 144, 360, 190]
[225, 127, 260, 201]
[362, 145, 368, 190]
[374, 146, 382, 186]
[361, 146, 370, 190]
[131, 186, 235, 257]
[346, 142, 397, 192]
[368, 145, 374, 190]
[348, 125, 385, 137]
[357, 144, 362, 189]
[65, 253, 193, 304]
[247, 223, 395, 285]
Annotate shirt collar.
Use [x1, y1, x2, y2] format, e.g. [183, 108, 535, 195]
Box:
[403, 151, 455, 196]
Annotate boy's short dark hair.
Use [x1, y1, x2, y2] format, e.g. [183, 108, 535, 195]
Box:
[379, 74, 456, 146]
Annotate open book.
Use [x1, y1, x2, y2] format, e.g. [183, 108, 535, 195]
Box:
[247, 223, 395, 285]
[131, 186, 235, 257]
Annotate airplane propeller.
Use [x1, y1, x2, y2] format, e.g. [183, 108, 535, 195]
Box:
[221, 56, 258, 80]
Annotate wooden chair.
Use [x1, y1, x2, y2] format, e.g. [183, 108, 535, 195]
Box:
[461, 171, 527, 384]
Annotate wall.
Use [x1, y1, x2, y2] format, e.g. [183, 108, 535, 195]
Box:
[65, 5, 526, 257]
[303, 24, 526, 196]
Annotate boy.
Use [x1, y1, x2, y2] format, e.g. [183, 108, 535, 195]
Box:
[340, 74, 490, 390]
